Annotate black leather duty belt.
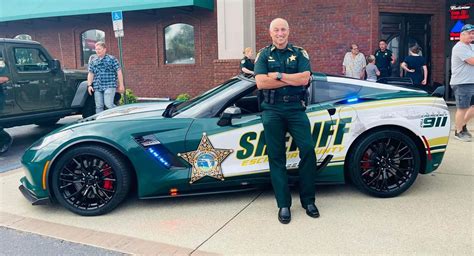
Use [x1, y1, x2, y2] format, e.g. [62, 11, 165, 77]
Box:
[275, 95, 304, 103]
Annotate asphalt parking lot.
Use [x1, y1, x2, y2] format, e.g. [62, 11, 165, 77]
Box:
[0, 109, 473, 255]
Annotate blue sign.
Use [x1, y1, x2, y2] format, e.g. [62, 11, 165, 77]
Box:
[111, 11, 123, 21]
[450, 20, 465, 33]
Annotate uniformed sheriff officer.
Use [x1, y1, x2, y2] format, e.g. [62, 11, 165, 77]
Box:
[374, 39, 396, 79]
[240, 47, 255, 76]
[254, 18, 319, 224]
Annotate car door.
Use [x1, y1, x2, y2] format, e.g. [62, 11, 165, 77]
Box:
[0, 45, 16, 117]
[183, 86, 333, 186]
[8, 45, 62, 111]
[309, 77, 364, 181]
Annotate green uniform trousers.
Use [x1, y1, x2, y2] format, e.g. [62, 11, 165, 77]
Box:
[261, 101, 317, 208]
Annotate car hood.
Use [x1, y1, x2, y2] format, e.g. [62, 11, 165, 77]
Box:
[60, 102, 173, 131]
[93, 102, 172, 120]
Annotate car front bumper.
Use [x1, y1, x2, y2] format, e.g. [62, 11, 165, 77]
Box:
[19, 177, 50, 205]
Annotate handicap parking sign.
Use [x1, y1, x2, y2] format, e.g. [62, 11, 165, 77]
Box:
[112, 11, 123, 21]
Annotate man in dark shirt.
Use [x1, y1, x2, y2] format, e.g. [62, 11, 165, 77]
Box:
[374, 39, 396, 79]
[254, 18, 319, 224]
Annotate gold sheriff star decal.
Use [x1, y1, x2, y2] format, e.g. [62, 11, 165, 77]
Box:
[178, 133, 233, 184]
[289, 54, 297, 61]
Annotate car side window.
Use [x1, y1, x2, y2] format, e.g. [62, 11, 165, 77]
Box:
[14, 48, 49, 72]
[232, 87, 261, 115]
[0, 48, 8, 75]
[310, 81, 361, 103]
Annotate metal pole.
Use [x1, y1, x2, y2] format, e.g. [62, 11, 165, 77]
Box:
[117, 36, 127, 104]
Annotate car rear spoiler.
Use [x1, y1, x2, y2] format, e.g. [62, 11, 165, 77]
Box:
[377, 77, 414, 86]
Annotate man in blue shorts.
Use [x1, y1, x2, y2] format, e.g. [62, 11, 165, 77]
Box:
[450, 24, 474, 142]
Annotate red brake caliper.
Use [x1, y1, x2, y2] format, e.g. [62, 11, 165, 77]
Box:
[361, 152, 371, 170]
[102, 164, 113, 190]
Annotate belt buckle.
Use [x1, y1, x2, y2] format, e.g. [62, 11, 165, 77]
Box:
[283, 95, 290, 102]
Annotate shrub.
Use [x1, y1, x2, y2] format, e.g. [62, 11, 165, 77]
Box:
[176, 93, 191, 102]
[119, 88, 138, 105]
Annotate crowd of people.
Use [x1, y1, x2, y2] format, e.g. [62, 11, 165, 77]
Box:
[241, 39, 428, 85]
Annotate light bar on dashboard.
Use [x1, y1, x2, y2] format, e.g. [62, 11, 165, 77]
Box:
[347, 97, 359, 103]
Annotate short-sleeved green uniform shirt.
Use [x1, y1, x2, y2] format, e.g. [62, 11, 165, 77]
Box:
[240, 56, 254, 72]
[374, 49, 393, 77]
[254, 43, 311, 95]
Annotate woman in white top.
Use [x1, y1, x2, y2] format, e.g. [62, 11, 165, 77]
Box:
[342, 43, 366, 79]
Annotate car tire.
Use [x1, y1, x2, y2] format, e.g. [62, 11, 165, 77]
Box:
[51, 145, 131, 216]
[82, 97, 95, 118]
[35, 118, 60, 127]
[347, 130, 420, 198]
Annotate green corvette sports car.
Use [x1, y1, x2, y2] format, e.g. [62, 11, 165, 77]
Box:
[19, 73, 450, 216]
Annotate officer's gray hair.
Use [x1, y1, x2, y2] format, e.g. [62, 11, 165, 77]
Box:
[269, 18, 289, 31]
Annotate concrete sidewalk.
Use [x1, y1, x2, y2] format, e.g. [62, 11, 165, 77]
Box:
[1, 117, 473, 255]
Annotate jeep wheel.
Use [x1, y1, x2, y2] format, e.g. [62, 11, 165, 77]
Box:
[51, 145, 131, 216]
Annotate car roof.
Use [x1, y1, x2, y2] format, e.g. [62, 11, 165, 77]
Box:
[240, 73, 423, 93]
[0, 38, 41, 45]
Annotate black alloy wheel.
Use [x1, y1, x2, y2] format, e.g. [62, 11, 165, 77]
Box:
[51, 145, 130, 216]
[348, 130, 420, 198]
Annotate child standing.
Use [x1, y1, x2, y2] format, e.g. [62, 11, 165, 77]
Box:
[365, 55, 380, 82]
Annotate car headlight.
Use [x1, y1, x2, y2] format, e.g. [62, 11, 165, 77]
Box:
[31, 129, 74, 150]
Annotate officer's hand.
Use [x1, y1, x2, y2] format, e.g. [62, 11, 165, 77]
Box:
[268, 72, 278, 80]
[87, 86, 94, 95]
[421, 79, 427, 85]
[407, 69, 415, 73]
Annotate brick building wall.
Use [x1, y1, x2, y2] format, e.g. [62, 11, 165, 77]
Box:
[0, 1, 447, 98]
[0, 7, 226, 98]
[254, 0, 446, 84]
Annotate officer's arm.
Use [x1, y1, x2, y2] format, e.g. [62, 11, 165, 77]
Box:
[255, 74, 287, 89]
[391, 54, 396, 64]
[279, 71, 311, 86]
[241, 67, 254, 75]
[254, 49, 287, 89]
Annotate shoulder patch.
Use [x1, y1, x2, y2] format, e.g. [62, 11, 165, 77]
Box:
[241, 59, 246, 64]
[255, 52, 261, 63]
[301, 49, 310, 60]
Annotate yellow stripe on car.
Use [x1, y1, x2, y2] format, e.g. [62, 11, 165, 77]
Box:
[42, 161, 50, 190]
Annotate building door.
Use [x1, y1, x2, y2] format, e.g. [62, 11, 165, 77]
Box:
[380, 13, 432, 83]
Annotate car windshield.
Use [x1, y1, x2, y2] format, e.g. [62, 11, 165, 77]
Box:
[172, 77, 253, 118]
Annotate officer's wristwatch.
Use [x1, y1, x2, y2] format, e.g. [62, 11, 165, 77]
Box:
[276, 72, 282, 81]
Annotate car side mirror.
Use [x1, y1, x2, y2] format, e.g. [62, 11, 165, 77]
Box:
[49, 59, 61, 73]
[217, 106, 242, 126]
[431, 86, 445, 98]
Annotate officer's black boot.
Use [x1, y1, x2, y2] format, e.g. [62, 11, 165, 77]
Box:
[304, 204, 320, 218]
[278, 207, 291, 224]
